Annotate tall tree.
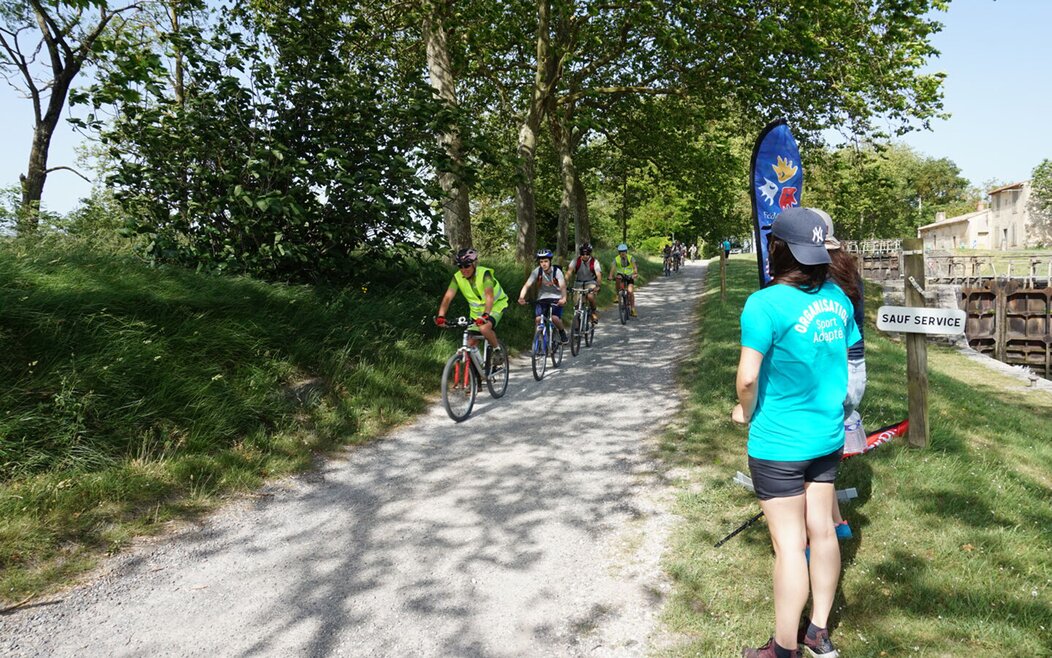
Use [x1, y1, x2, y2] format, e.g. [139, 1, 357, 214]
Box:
[422, 0, 472, 250]
[1028, 159, 1052, 246]
[0, 0, 143, 231]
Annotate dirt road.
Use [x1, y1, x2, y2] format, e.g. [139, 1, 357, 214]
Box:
[2, 261, 708, 657]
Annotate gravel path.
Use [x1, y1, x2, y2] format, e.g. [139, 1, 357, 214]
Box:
[2, 261, 708, 657]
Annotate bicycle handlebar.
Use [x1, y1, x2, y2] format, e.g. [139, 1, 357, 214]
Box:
[435, 316, 472, 329]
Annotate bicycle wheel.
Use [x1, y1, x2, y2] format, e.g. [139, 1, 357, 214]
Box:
[585, 314, 595, 347]
[531, 325, 547, 381]
[486, 340, 509, 398]
[441, 351, 476, 422]
[570, 312, 582, 356]
[619, 291, 629, 324]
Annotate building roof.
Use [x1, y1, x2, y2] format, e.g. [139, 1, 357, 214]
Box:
[917, 208, 989, 232]
[988, 181, 1026, 195]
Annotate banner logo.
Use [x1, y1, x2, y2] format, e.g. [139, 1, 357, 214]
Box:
[749, 120, 804, 286]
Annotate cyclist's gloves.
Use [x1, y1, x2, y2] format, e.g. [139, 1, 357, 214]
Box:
[474, 313, 491, 326]
[435, 316, 446, 327]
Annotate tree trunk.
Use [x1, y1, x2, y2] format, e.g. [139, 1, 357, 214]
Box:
[549, 106, 572, 263]
[515, 0, 552, 261]
[573, 174, 590, 247]
[514, 125, 539, 260]
[19, 64, 78, 233]
[423, 3, 472, 250]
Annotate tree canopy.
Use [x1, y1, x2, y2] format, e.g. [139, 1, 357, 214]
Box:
[6, 0, 962, 278]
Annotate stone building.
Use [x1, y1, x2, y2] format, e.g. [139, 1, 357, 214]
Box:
[918, 180, 1038, 250]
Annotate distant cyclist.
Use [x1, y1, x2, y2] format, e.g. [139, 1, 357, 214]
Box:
[435, 248, 508, 365]
[518, 248, 569, 343]
[662, 244, 673, 274]
[568, 242, 602, 325]
[608, 243, 639, 317]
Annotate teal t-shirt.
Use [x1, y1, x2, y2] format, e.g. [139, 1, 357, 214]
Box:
[740, 281, 862, 461]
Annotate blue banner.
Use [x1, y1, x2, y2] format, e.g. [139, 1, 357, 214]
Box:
[750, 119, 803, 286]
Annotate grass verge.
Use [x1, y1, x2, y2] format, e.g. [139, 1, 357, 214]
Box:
[659, 255, 1052, 656]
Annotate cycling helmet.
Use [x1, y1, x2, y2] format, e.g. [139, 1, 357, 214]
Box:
[535, 248, 554, 261]
[578, 243, 593, 255]
[617, 243, 628, 252]
[454, 248, 478, 267]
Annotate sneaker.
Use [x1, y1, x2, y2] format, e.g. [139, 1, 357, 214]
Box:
[800, 625, 838, 658]
[742, 637, 800, 658]
[630, 308, 637, 317]
[559, 331, 569, 344]
[491, 347, 505, 369]
[835, 521, 853, 541]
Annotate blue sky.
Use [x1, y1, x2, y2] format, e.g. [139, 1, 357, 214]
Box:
[1, 0, 1050, 214]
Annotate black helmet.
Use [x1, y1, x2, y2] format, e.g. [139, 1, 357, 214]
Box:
[578, 243, 593, 255]
[535, 248, 554, 260]
[454, 248, 478, 268]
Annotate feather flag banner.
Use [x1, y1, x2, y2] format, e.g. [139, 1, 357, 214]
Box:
[750, 119, 804, 287]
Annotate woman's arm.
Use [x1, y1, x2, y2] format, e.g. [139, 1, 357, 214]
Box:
[732, 347, 764, 424]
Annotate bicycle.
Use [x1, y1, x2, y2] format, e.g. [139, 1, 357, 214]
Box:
[614, 274, 632, 325]
[663, 256, 672, 277]
[569, 284, 597, 357]
[437, 317, 509, 422]
[531, 302, 564, 380]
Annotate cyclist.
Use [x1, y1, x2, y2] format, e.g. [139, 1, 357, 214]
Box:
[672, 241, 683, 271]
[568, 242, 602, 324]
[662, 244, 673, 275]
[435, 248, 508, 366]
[518, 248, 569, 343]
[608, 242, 639, 317]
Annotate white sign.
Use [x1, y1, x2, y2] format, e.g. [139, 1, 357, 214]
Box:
[876, 306, 967, 335]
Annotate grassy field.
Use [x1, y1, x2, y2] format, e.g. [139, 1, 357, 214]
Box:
[0, 240, 662, 604]
[659, 255, 1052, 656]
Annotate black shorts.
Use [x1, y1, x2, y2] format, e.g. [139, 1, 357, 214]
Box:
[615, 274, 635, 286]
[747, 448, 843, 501]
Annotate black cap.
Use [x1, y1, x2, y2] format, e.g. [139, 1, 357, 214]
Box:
[771, 207, 832, 265]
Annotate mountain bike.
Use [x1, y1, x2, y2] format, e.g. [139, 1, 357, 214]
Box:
[614, 274, 631, 325]
[438, 317, 509, 422]
[569, 284, 597, 357]
[531, 302, 564, 380]
[663, 255, 672, 277]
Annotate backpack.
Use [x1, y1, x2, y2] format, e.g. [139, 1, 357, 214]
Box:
[572, 257, 597, 277]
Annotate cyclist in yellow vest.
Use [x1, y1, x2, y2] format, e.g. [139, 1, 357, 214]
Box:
[608, 242, 639, 317]
[435, 248, 508, 365]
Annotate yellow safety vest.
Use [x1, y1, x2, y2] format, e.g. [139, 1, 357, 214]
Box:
[613, 253, 636, 276]
[452, 265, 509, 318]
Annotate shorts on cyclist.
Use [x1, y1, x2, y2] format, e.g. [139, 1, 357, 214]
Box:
[615, 274, 635, 286]
[534, 298, 564, 318]
[468, 309, 503, 331]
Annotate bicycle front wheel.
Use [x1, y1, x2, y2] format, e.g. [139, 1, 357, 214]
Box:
[486, 340, 509, 398]
[531, 326, 547, 381]
[585, 315, 595, 347]
[441, 352, 477, 422]
[619, 291, 629, 324]
[551, 331, 563, 368]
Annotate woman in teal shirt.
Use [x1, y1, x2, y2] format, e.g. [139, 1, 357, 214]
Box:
[733, 208, 860, 658]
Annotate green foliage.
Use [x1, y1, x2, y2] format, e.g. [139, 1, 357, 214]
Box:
[805, 142, 976, 240]
[1028, 159, 1052, 246]
[82, 1, 444, 280]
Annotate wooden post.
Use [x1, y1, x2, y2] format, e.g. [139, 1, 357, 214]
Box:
[720, 250, 727, 301]
[902, 238, 928, 448]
